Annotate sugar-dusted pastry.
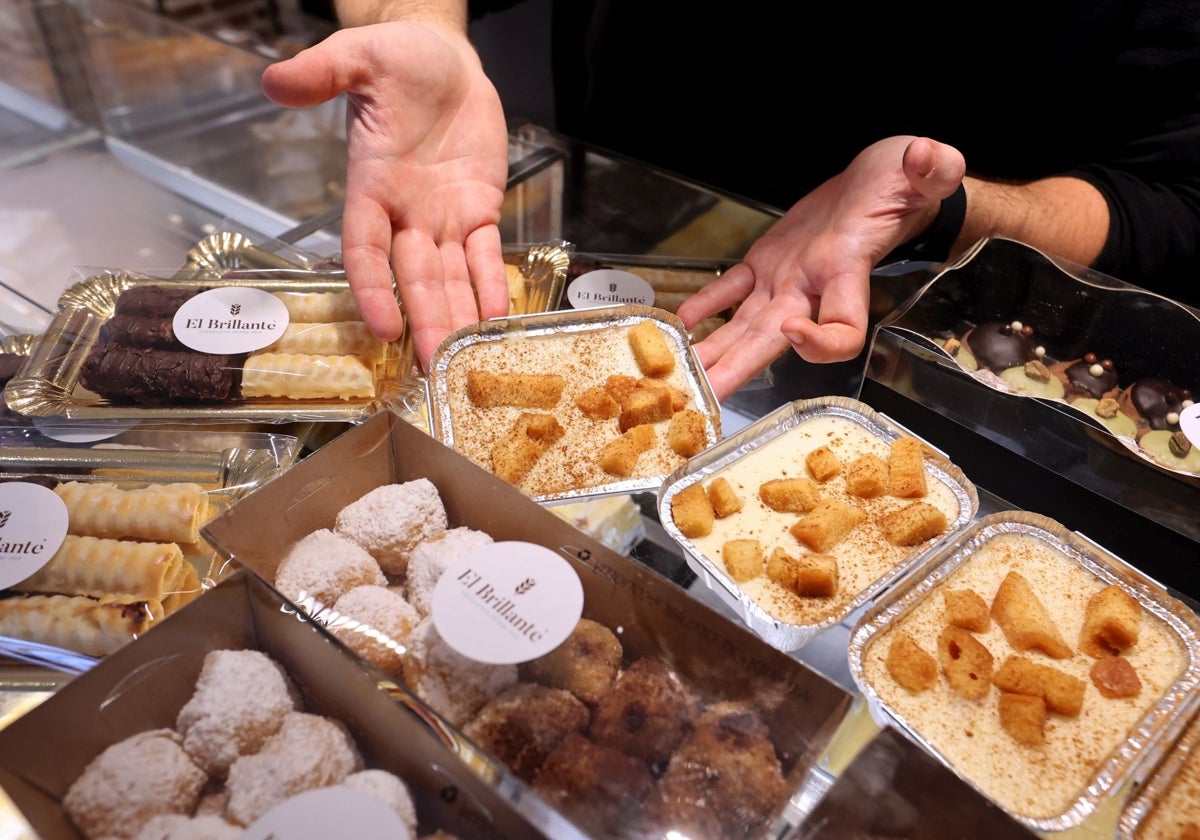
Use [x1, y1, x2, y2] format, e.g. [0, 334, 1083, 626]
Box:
[274, 528, 387, 606]
[241, 352, 376, 400]
[591, 657, 697, 766]
[330, 585, 421, 674]
[224, 712, 364, 827]
[132, 814, 241, 840]
[405, 527, 495, 616]
[520, 617, 624, 706]
[273, 290, 362, 323]
[401, 617, 518, 727]
[338, 770, 418, 837]
[63, 728, 207, 840]
[266, 321, 386, 363]
[13, 535, 185, 602]
[462, 682, 590, 783]
[55, 481, 210, 544]
[0, 593, 162, 656]
[176, 648, 302, 778]
[334, 479, 448, 576]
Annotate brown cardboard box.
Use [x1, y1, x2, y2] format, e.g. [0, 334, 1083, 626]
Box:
[0, 570, 552, 840]
[202, 409, 854, 838]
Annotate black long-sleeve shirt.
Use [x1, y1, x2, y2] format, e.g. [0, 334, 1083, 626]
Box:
[476, 0, 1200, 307]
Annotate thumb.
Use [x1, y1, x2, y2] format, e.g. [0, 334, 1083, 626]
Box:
[262, 34, 352, 108]
[902, 136, 966, 201]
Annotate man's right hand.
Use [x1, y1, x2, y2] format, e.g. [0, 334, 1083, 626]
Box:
[261, 21, 511, 370]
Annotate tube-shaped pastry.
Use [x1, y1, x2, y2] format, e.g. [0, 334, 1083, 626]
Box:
[54, 481, 210, 544]
[265, 321, 385, 363]
[79, 346, 246, 404]
[12, 535, 186, 601]
[0, 593, 164, 656]
[241, 353, 375, 400]
[102, 315, 183, 350]
[273, 291, 362, 324]
[113, 285, 201, 318]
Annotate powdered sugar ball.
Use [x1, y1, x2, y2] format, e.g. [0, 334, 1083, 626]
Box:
[339, 769, 418, 836]
[275, 528, 386, 607]
[335, 480, 449, 576]
[133, 814, 241, 840]
[406, 527, 495, 616]
[331, 585, 421, 675]
[401, 617, 517, 727]
[176, 649, 301, 778]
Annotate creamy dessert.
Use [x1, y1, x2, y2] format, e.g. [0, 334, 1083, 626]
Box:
[858, 530, 1190, 823]
[679, 413, 961, 628]
[1133, 721, 1200, 839]
[442, 317, 716, 497]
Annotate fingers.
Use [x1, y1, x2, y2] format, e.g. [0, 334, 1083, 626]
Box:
[902, 137, 967, 200]
[465, 225, 509, 321]
[675, 264, 756, 329]
[391, 229, 452, 372]
[261, 34, 348, 107]
[340, 195, 406, 343]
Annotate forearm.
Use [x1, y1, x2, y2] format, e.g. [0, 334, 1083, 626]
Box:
[334, 0, 467, 30]
[954, 175, 1110, 268]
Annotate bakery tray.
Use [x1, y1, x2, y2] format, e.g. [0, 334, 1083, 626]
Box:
[426, 304, 722, 504]
[3, 269, 410, 423]
[0, 429, 299, 685]
[846, 510, 1200, 833]
[656, 395, 978, 651]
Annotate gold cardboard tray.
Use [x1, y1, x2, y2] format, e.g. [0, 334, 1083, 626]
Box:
[657, 395, 978, 651]
[0, 433, 300, 685]
[4, 270, 410, 423]
[426, 304, 722, 504]
[847, 510, 1200, 833]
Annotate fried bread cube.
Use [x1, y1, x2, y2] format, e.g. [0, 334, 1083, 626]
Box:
[706, 477, 743, 518]
[844, 454, 888, 498]
[491, 412, 565, 484]
[721, 539, 763, 582]
[599, 424, 655, 477]
[886, 437, 928, 498]
[575, 386, 621, 420]
[789, 499, 866, 552]
[667, 409, 709, 457]
[765, 547, 838, 598]
[885, 631, 938, 692]
[628, 320, 676, 377]
[1079, 584, 1141, 658]
[758, 477, 822, 513]
[879, 501, 949, 547]
[467, 370, 565, 409]
[805, 446, 842, 482]
[998, 692, 1046, 746]
[672, 482, 715, 538]
[618, 386, 674, 432]
[937, 625, 994, 700]
[992, 655, 1085, 716]
[943, 588, 991, 632]
[991, 571, 1073, 659]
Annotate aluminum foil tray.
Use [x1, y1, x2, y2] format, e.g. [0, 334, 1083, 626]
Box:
[1118, 700, 1200, 839]
[3, 269, 410, 423]
[875, 236, 1200, 481]
[426, 304, 722, 504]
[847, 510, 1200, 833]
[656, 396, 978, 651]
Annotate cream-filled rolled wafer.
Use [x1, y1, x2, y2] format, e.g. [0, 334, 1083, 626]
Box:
[12, 535, 186, 602]
[55, 481, 209, 544]
[162, 561, 203, 615]
[273, 291, 362, 323]
[241, 353, 376, 400]
[265, 321, 386, 363]
[0, 593, 164, 656]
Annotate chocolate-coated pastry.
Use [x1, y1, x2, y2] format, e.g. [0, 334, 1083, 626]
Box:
[963, 321, 1042, 373]
[113, 285, 202, 319]
[102, 315, 183, 350]
[80, 345, 245, 404]
[1122, 377, 1192, 431]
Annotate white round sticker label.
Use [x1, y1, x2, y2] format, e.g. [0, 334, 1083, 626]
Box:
[173, 287, 289, 354]
[32, 417, 137, 443]
[242, 787, 412, 840]
[566, 269, 655, 309]
[431, 541, 583, 664]
[0, 482, 69, 589]
[1181, 401, 1200, 447]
